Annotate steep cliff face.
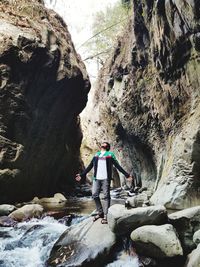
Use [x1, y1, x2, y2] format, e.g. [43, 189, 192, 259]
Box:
[0, 0, 90, 203]
[81, 0, 200, 209]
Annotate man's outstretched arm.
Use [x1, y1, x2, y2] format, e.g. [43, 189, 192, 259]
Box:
[75, 158, 94, 181]
[111, 153, 132, 180]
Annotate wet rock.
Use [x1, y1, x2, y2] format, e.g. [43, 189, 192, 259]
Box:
[0, 0, 90, 203]
[0, 216, 17, 227]
[131, 224, 183, 259]
[57, 215, 75, 226]
[169, 206, 200, 253]
[0, 204, 16, 216]
[126, 193, 150, 208]
[32, 194, 67, 211]
[107, 204, 167, 235]
[9, 204, 43, 221]
[48, 217, 116, 267]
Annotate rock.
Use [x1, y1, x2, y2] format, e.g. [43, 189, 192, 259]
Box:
[169, 206, 200, 253]
[150, 155, 200, 209]
[193, 230, 200, 246]
[107, 204, 168, 235]
[0, 216, 17, 227]
[32, 194, 67, 211]
[80, 0, 200, 210]
[184, 245, 200, 267]
[9, 204, 43, 221]
[126, 193, 150, 208]
[0, 0, 90, 203]
[47, 217, 116, 267]
[53, 193, 67, 201]
[130, 224, 183, 259]
[32, 197, 40, 204]
[0, 204, 16, 216]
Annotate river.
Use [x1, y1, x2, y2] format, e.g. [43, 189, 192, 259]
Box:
[0, 197, 139, 267]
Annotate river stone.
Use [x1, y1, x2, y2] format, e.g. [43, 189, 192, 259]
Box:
[53, 193, 67, 201]
[193, 230, 200, 246]
[0, 204, 16, 216]
[32, 194, 67, 211]
[9, 204, 43, 221]
[168, 206, 200, 253]
[107, 204, 167, 235]
[130, 224, 183, 259]
[184, 245, 200, 267]
[48, 217, 116, 267]
[0, 216, 17, 227]
[126, 193, 150, 208]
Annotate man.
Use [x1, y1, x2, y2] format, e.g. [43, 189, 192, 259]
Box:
[75, 142, 133, 224]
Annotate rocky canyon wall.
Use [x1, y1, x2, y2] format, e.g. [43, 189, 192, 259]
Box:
[0, 0, 90, 203]
[81, 0, 200, 209]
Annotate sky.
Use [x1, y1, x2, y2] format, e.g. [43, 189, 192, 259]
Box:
[45, 0, 119, 78]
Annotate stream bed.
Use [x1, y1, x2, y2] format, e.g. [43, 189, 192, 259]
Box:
[0, 196, 139, 267]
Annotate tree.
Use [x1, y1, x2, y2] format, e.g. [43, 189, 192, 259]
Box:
[83, 1, 131, 65]
[122, 0, 131, 8]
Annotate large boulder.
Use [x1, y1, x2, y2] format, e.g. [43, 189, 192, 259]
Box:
[9, 204, 43, 221]
[107, 204, 167, 235]
[130, 224, 183, 259]
[169, 206, 200, 253]
[48, 217, 116, 267]
[184, 245, 200, 267]
[0, 0, 90, 203]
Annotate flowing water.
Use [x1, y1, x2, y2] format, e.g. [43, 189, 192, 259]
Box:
[0, 197, 139, 267]
[0, 216, 67, 267]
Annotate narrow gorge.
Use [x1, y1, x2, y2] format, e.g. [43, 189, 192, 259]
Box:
[1, 0, 200, 267]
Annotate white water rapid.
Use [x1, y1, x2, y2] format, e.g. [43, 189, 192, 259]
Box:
[0, 216, 67, 267]
[0, 214, 140, 267]
[0, 196, 140, 267]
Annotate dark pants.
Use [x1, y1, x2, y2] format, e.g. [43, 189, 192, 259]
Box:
[92, 179, 111, 217]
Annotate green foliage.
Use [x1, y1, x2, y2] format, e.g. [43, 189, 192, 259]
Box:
[122, 0, 131, 8]
[84, 0, 131, 65]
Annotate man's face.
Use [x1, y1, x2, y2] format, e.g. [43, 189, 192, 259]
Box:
[101, 143, 107, 150]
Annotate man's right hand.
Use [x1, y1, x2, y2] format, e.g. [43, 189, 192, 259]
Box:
[75, 174, 81, 182]
[126, 175, 133, 182]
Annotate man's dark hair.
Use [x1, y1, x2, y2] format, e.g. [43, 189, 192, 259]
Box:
[104, 142, 110, 151]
